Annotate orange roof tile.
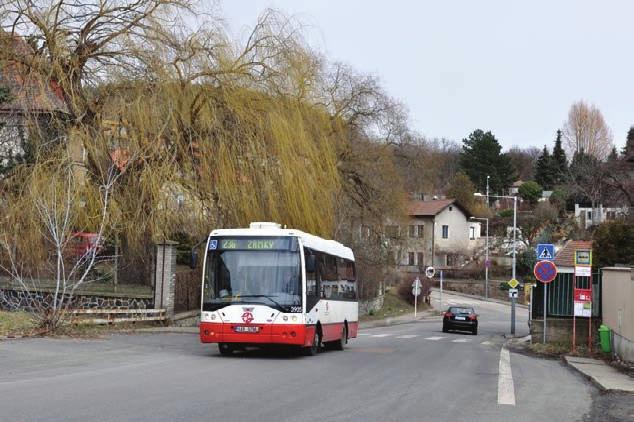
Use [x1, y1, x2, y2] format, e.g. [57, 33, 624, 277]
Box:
[408, 199, 471, 217]
[0, 33, 68, 114]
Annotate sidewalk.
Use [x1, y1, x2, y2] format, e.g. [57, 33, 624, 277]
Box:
[564, 356, 634, 393]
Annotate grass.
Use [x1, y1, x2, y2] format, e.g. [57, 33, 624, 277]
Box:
[360, 288, 431, 321]
[0, 311, 37, 337]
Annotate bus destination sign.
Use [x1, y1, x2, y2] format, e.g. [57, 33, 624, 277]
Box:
[209, 237, 293, 251]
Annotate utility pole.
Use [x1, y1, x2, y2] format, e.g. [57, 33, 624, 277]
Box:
[511, 195, 517, 336]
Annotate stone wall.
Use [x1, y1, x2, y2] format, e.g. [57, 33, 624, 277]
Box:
[530, 317, 601, 345]
[359, 294, 384, 315]
[0, 288, 152, 312]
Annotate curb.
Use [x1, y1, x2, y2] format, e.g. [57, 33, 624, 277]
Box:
[563, 356, 634, 393]
[432, 288, 528, 309]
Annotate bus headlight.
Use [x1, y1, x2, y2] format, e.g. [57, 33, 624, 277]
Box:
[210, 314, 216, 320]
[283, 316, 288, 321]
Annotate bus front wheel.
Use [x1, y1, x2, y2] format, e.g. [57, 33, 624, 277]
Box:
[218, 343, 234, 356]
[304, 328, 321, 356]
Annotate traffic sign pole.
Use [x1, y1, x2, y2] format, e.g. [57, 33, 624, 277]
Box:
[543, 283, 548, 344]
[414, 286, 417, 318]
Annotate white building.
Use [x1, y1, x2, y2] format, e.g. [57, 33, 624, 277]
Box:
[574, 204, 629, 229]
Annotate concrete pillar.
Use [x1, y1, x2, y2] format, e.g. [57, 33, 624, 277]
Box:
[154, 240, 178, 320]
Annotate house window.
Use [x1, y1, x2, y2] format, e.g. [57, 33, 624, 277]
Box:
[449, 206, 453, 211]
[587, 211, 592, 220]
[417, 225, 424, 238]
[442, 225, 449, 239]
[408, 252, 415, 266]
[409, 225, 416, 238]
[417, 252, 424, 266]
[385, 225, 399, 238]
[469, 226, 475, 240]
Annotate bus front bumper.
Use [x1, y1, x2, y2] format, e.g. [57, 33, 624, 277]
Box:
[199, 322, 315, 346]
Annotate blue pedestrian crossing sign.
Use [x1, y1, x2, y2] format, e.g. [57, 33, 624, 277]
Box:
[536, 244, 555, 261]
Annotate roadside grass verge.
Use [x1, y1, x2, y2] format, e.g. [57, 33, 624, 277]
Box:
[360, 288, 431, 321]
[0, 311, 37, 337]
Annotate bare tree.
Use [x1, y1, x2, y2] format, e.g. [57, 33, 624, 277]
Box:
[562, 100, 614, 160]
[0, 157, 123, 331]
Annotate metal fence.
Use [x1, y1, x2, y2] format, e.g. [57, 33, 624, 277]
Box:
[532, 270, 602, 318]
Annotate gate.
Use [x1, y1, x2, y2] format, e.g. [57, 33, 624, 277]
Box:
[174, 268, 201, 313]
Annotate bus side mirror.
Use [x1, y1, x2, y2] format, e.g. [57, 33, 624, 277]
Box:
[305, 255, 315, 273]
[190, 249, 199, 269]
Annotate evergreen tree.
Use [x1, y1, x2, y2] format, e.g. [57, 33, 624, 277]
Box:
[459, 129, 516, 194]
[607, 147, 619, 162]
[551, 129, 568, 185]
[534, 145, 555, 189]
[624, 126, 634, 157]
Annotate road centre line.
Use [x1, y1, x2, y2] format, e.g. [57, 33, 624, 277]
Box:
[424, 336, 445, 340]
[395, 335, 418, 339]
[451, 338, 472, 343]
[497, 347, 516, 406]
[371, 334, 392, 338]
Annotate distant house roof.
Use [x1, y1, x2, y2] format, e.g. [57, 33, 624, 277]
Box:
[542, 190, 553, 198]
[512, 180, 524, 188]
[0, 33, 69, 114]
[554, 240, 593, 268]
[408, 199, 472, 218]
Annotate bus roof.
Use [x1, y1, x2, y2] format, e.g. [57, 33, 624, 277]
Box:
[209, 222, 354, 261]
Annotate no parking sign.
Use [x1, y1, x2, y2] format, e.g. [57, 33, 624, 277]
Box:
[534, 260, 558, 284]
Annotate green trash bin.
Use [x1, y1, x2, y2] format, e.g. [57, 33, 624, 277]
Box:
[598, 324, 611, 353]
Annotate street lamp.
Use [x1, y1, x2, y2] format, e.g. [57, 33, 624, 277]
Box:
[474, 192, 518, 335]
[470, 216, 489, 299]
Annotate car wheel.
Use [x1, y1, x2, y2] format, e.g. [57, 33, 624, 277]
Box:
[218, 343, 233, 356]
[442, 324, 449, 333]
[472, 327, 478, 335]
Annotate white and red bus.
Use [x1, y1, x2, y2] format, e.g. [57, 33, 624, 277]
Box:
[199, 222, 358, 355]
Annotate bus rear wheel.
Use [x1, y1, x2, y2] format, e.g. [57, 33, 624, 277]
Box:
[218, 343, 234, 356]
[331, 325, 348, 351]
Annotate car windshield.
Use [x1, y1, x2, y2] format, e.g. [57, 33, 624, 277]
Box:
[203, 248, 301, 312]
[449, 307, 474, 314]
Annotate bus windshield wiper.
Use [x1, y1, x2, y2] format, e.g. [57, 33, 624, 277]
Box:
[235, 295, 286, 310]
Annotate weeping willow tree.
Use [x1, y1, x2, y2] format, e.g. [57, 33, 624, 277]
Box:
[1, 3, 409, 301]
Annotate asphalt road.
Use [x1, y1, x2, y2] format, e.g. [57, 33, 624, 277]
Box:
[0, 292, 605, 422]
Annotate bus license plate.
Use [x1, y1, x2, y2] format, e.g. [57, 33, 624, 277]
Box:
[234, 326, 259, 333]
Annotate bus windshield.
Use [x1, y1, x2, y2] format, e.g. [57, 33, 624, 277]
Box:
[203, 237, 301, 312]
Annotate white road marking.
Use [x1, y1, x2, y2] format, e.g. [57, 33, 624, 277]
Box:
[358, 333, 370, 336]
[424, 336, 445, 341]
[481, 341, 493, 345]
[371, 334, 392, 338]
[451, 338, 472, 343]
[395, 335, 418, 339]
[497, 347, 516, 406]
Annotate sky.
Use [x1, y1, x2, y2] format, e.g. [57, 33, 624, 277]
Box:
[220, 0, 633, 151]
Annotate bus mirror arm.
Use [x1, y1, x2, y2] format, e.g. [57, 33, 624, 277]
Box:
[305, 255, 315, 273]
